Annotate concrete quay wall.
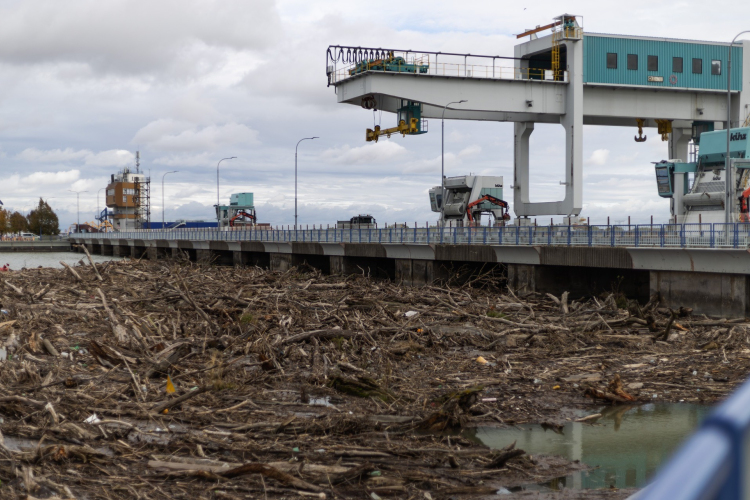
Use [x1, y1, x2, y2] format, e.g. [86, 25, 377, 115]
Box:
[72, 238, 750, 318]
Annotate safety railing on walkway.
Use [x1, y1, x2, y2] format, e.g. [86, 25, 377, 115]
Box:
[638, 375, 750, 499]
[325, 45, 568, 86]
[71, 223, 750, 249]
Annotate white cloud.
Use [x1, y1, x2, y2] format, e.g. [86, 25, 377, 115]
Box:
[587, 149, 610, 166]
[16, 148, 133, 168]
[319, 141, 407, 165]
[132, 121, 260, 152]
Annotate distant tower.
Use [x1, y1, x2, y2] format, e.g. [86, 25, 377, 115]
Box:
[135, 151, 140, 174]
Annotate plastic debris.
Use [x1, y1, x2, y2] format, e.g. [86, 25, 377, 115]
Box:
[404, 311, 418, 318]
[475, 356, 488, 364]
[84, 413, 101, 424]
[166, 375, 176, 394]
[0, 347, 5, 362]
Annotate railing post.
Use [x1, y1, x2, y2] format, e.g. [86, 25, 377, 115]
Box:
[611, 224, 615, 247]
[483, 226, 487, 244]
[567, 224, 571, 246]
[588, 225, 592, 247]
[735, 223, 739, 249]
[528, 226, 532, 245]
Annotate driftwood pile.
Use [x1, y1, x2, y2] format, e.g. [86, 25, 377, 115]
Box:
[0, 253, 746, 499]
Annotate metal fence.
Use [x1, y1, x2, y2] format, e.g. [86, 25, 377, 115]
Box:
[639, 375, 750, 499]
[325, 45, 568, 86]
[71, 223, 750, 248]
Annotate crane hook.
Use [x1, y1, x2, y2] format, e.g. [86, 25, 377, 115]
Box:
[634, 118, 647, 143]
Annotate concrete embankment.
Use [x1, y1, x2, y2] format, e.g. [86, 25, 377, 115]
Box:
[0, 240, 71, 252]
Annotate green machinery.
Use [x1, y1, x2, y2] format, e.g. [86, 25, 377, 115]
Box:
[654, 126, 750, 224]
[366, 100, 428, 142]
[349, 53, 429, 76]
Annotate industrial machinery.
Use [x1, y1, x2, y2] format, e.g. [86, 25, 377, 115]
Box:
[429, 175, 510, 226]
[348, 52, 429, 76]
[106, 155, 150, 231]
[366, 100, 427, 142]
[337, 214, 377, 229]
[465, 195, 510, 224]
[654, 127, 750, 224]
[216, 193, 257, 229]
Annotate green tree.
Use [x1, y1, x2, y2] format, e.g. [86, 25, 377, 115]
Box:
[0, 208, 8, 235]
[26, 198, 59, 235]
[8, 211, 27, 234]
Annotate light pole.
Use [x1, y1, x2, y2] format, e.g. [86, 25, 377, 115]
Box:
[216, 157, 236, 228]
[68, 190, 87, 232]
[97, 188, 105, 227]
[295, 137, 318, 230]
[441, 100, 467, 224]
[162, 170, 179, 229]
[726, 31, 750, 225]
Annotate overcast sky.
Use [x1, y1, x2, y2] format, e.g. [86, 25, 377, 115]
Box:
[1, 0, 747, 229]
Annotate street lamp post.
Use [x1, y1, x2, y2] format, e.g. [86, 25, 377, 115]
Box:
[441, 100, 467, 225]
[295, 137, 319, 230]
[726, 31, 750, 225]
[216, 157, 236, 228]
[162, 171, 179, 229]
[97, 188, 105, 227]
[68, 190, 88, 233]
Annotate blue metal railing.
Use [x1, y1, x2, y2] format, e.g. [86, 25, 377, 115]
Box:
[70, 223, 750, 249]
[639, 376, 750, 499]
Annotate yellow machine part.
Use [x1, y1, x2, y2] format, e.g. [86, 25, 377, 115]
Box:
[655, 119, 672, 141]
[366, 118, 420, 143]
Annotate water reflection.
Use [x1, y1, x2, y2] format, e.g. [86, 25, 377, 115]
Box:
[463, 403, 710, 489]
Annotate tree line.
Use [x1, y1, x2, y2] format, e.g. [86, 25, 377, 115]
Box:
[0, 198, 60, 235]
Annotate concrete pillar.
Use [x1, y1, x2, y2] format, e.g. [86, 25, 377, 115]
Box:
[669, 127, 692, 222]
[270, 253, 292, 272]
[507, 264, 537, 295]
[330, 256, 344, 275]
[739, 41, 750, 129]
[395, 259, 412, 286]
[196, 249, 212, 264]
[146, 247, 158, 260]
[651, 270, 748, 318]
[233, 251, 248, 267]
[171, 248, 184, 259]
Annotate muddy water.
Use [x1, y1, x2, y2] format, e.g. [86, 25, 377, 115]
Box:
[0, 252, 118, 270]
[464, 403, 710, 490]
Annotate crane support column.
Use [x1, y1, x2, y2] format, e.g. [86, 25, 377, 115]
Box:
[514, 36, 583, 217]
[669, 127, 692, 221]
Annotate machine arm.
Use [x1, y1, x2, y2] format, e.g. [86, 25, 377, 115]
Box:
[465, 195, 510, 224]
[739, 187, 750, 222]
[229, 210, 256, 227]
[366, 118, 420, 142]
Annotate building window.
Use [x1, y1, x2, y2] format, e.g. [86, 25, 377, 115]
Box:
[107, 189, 115, 196]
[692, 58, 703, 74]
[627, 54, 638, 70]
[647, 55, 658, 71]
[712, 60, 721, 75]
[673, 57, 683, 73]
[122, 196, 127, 203]
[606, 53, 617, 69]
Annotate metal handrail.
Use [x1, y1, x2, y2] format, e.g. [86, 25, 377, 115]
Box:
[639, 374, 750, 499]
[69, 223, 750, 249]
